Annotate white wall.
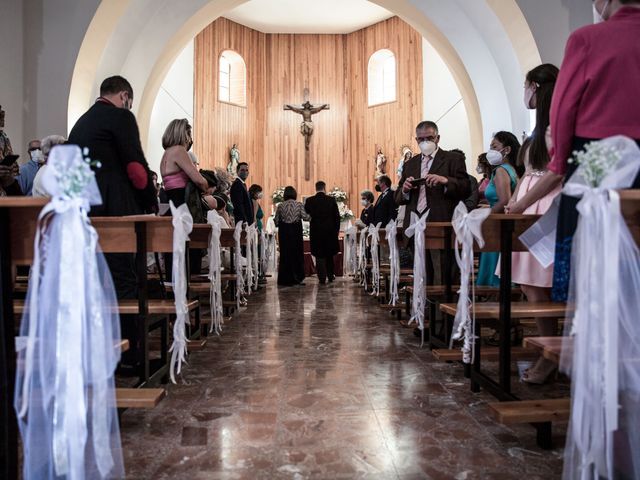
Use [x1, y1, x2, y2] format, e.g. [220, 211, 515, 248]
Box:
[146, 40, 194, 173]
[516, 0, 592, 66]
[422, 38, 473, 168]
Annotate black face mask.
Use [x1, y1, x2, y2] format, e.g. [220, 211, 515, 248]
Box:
[375, 184, 382, 192]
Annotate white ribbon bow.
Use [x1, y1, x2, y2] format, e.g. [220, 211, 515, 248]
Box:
[357, 227, 368, 288]
[368, 223, 382, 296]
[343, 221, 358, 276]
[168, 201, 194, 383]
[385, 220, 400, 306]
[245, 223, 256, 292]
[206, 210, 224, 335]
[15, 145, 123, 479]
[449, 202, 491, 363]
[405, 211, 429, 346]
[558, 136, 640, 480]
[233, 221, 246, 308]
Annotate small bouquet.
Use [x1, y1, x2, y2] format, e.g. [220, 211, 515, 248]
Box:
[570, 141, 622, 188]
[271, 186, 286, 205]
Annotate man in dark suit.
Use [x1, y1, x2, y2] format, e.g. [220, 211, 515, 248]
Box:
[304, 181, 341, 284]
[68, 75, 158, 367]
[394, 120, 470, 284]
[372, 175, 397, 227]
[230, 162, 254, 225]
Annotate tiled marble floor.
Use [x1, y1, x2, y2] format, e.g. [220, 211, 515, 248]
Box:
[119, 278, 566, 479]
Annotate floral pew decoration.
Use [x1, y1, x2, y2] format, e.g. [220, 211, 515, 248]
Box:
[14, 145, 125, 479]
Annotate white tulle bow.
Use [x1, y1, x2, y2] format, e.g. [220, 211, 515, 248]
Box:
[14, 145, 124, 479]
[168, 201, 193, 383]
[385, 220, 400, 306]
[560, 136, 640, 480]
[405, 211, 429, 346]
[206, 210, 224, 335]
[449, 202, 491, 363]
[357, 227, 368, 288]
[234, 222, 246, 308]
[245, 223, 257, 292]
[343, 222, 358, 276]
[368, 223, 382, 296]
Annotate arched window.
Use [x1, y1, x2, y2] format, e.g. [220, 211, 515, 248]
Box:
[219, 50, 246, 106]
[368, 49, 397, 106]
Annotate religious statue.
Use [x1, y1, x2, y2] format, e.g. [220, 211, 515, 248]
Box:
[283, 88, 330, 180]
[227, 143, 239, 176]
[397, 145, 413, 177]
[375, 147, 387, 177]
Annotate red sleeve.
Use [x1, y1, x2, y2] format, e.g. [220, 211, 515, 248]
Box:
[548, 32, 589, 176]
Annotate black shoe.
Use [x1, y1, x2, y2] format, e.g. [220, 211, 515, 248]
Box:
[413, 328, 429, 340]
[328, 275, 336, 283]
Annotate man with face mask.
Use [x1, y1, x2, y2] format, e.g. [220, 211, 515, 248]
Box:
[373, 175, 397, 227]
[394, 121, 470, 284]
[68, 76, 158, 369]
[230, 162, 254, 225]
[15, 139, 43, 195]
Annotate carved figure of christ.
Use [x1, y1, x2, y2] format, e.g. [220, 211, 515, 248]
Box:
[283, 88, 330, 180]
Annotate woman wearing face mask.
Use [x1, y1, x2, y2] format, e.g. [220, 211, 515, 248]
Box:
[507, 1, 640, 305]
[475, 132, 520, 287]
[249, 184, 265, 233]
[160, 119, 212, 208]
[502, 64, 564, 384]
[358, 190, 375, 228]
[475, 153, 491, 206]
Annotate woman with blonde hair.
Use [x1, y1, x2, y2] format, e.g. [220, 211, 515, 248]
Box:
[160, 119, 211, 206]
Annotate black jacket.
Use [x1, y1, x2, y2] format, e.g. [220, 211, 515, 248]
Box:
[68, 101, 157, 216]
[230, 178, 254, 225]
[304, 192, 340, 257]
[373, 189, 397, 227]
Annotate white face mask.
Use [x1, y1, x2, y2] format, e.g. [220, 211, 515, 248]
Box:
[360, 199, 368, 207]
[419, 140, 437, 157]
[30, 149, 44, 163]
[524, 85, 535, 110]
[486, 149, 504, 166]
[257, 192, 264, 200]
[475, 164, 484, 175]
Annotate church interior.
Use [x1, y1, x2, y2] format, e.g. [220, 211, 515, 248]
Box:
[2, 0, 640, 479]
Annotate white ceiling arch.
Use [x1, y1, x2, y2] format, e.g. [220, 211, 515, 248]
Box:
[68, 0, 542, 159]
[224, 0, 394, 33]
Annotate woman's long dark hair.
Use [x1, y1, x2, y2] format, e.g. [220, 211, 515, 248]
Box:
[526, 63, 559, 171]
[493, 131, 522, 177]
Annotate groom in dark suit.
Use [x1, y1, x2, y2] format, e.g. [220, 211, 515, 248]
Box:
[305, 181, 341, 284]
[394, 120, 470, 284]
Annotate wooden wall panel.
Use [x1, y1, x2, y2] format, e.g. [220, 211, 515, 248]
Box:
[194, 16, 422, 215]
[346, 16, 424, 213]
[194, 17, 266, 186]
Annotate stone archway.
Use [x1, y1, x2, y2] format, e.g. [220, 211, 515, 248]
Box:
[67, 0, 541, 159]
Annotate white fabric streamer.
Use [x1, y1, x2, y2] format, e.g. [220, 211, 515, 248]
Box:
[14, 145, 124, 480]
[405, 211, 429, 346]
[245, 223, 256, 292]
[559, 136, 640, 480]
[206, 210, 224, 335]
[368, 223, 382, 296]
[168, 202, 194, 384]
[449, 202, 491, 363]
[385, 220, 401, 306]
[264, 217, 277, 274]
[234, 221, 246, 308]
[343, 221, 358, 276]
[357, 227, 368, 289]
[251, 225, 259, 288]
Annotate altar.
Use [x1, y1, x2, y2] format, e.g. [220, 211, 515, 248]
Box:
[303, 238, 344, 277]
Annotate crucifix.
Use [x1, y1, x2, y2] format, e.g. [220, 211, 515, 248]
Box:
[283, 88, 330, 181]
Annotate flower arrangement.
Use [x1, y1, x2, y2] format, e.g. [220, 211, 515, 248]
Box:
[328, 187, 354, 222]
[570, 141, 622, 187]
